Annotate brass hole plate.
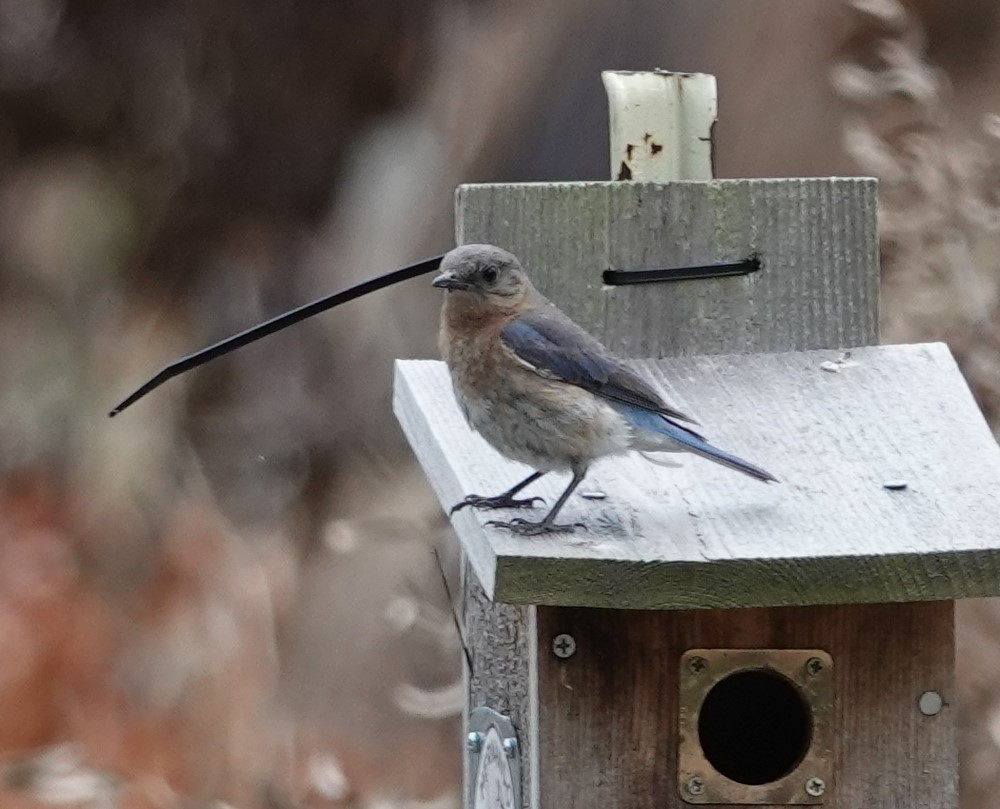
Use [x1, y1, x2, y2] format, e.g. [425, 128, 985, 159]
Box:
[678, 649, 834, 805]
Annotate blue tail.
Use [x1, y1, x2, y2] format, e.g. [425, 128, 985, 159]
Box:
[616, 403, 778, 483]
[666, 425, 778, 482]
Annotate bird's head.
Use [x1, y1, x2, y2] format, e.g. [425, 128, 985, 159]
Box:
[432, 244, 532, 311]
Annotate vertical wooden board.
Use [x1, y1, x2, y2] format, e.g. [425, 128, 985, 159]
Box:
[463, 560, 538, 806]
[536, 601, 955, 809]
[457, 182, 611, 331]
[456, 179, 879, 357]
[603, 179, 879, 356]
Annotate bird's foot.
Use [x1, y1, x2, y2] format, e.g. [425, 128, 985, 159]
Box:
[486, 517, 586, 536]
[450, 493, 544, 515]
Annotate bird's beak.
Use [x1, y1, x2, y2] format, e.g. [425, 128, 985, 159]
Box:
[432, 272, 470, 291]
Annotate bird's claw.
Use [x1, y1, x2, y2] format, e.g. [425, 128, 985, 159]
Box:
[485, 517, 587, 536]
[450, 494, 545, 515]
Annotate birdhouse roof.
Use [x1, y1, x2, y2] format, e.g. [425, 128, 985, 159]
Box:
[394, 342, 1000, 609]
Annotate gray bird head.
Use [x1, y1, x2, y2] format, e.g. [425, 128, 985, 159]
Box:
[432, 244, 531, 304]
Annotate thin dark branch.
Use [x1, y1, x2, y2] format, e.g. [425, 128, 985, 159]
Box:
[108, 253, 445, 416]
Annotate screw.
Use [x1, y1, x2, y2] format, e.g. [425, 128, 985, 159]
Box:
[687, 656, 707, 675]
[919, 690, 944, 716]
[805, 777, 826, 797]
[685, 776, 705, 796]
[466, 732, 484, 753]
[502, 737, 518, 758]
[806, 657, 824, 676]
[552, 633, 576, 659]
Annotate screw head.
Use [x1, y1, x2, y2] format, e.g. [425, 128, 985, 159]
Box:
[685, 776, 705, 796]
[805, 777, 826, 797]
[805, 657, 825, 676]
[919, 690, 944, 716]
[502, 737, 518, 758]
[552, 633, 577, 659]
[466, 732, 484, 753]
[687, 656, 707, 675]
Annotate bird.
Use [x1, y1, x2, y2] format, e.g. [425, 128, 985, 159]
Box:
[432, 243, 777, 535]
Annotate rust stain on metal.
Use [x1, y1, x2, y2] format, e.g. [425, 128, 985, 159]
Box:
[617, 161, 633, 180]
[650, 141, 663, 155]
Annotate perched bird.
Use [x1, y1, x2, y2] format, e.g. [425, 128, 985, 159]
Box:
[433, 244, 776, 535]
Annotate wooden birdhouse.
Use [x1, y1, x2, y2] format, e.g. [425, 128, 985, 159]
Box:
[393, 71, 998, 809]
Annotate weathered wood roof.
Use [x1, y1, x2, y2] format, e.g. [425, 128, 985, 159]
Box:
[395, 342, 1000, 609]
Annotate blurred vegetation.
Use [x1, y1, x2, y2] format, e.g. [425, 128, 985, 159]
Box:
[0, 0, 999, 807]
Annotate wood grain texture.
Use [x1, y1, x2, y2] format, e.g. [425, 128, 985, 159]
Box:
[462, 561, 538, 807]
[394, 342, 1000, 609]
[457, 179, 879, 357]
[535, 600, 956, 809]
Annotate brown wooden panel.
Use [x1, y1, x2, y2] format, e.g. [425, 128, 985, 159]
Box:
[536, 601, 955, 809]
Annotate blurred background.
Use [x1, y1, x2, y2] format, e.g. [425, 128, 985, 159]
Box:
[0, 0, 999, 806]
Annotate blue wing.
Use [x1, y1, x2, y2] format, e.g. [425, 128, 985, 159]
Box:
[500, 308, 704, 438]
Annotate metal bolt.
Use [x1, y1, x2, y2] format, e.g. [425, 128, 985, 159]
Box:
[687, 656, 707, 675]
[466, 732, 484, 753]
[685, 776, 705, 796]
[805, 777, 826, 797]
[552, 633, 576, 659]
[502, 737, 519, 758]
[919, 690, 944, 716]
[806, 657, 825, 676]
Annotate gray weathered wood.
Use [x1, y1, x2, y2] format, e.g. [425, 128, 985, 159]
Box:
[457, 179, 879, 357]
[536, 600, 956, 809]
[462, 562, 538, 808]
[395, 341, 1000, 609]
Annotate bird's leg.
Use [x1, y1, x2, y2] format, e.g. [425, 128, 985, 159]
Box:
[488, 469, 587, 536]
[449, 471, 546, 515]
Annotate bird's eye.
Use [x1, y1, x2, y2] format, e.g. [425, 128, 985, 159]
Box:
[482, 267, 497, 284]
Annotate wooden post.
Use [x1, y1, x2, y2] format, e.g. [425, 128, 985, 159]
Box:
[392, 72, 996, 808]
